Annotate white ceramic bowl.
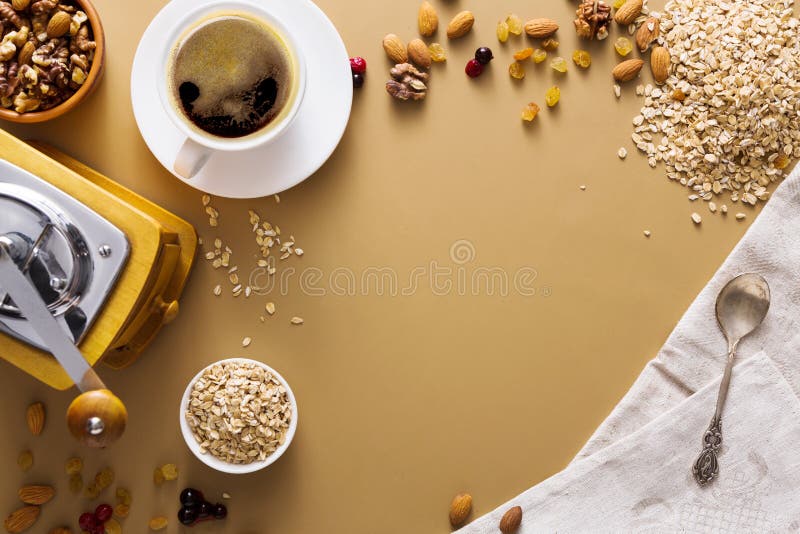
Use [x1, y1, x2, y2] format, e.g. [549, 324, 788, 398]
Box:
[179, 358, 298, 474]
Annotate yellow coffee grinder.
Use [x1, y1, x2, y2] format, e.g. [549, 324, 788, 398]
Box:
[0, 129, 196, 447]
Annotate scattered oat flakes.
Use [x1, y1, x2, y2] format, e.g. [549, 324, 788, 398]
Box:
[644, 230, 652, 237]
[265, 302, 276, 315]
[721, 204, 728, 214]
[613, 84, 621, 98]
[735, 212, 747, 220]
[222, 492, 231, 499]
[290, 317, 304, 325]
[202, 195, 211, 206]
[213, 285, 222, 296]
[618, 147, 628, 159]
[580, 185, 587, 191]
[708, 202, 717, 213]
[242, 337, 252, 347]
[274, 194, 280, 203]
[691, 212, 702, 224]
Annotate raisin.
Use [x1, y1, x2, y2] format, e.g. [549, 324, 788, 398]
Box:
[550, 57, 567, 73]
[614, 37, 633, 57]
[545, 85, 561, 107]
[65, 457, 83, 475]
[514, 47, 533, 60]
[148, 516, 168, 531]
[506, 14, 523, 35]
[532, 49, 547, 63]
[17, 450, 33, 472]
[496, 20, 509, 43]
[572, 50, 591, 68]
[613, 0, 627, 8]
[153, 467, 164, 486]
[161, 463, 179, 481]
[428, 43, 447, 62]
[69, 474, 83, 494]
[521, 102, 541, 122]
[115, 487, 132, 506]
[508, 61, 526, 79]
[774, 153, 790, 169]
[671, 89, 686, 101]
[542, 38, 559, 51]
[114, 503, 130, 519]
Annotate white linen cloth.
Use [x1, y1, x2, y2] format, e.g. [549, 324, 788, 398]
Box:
[460, 168, 800, 533]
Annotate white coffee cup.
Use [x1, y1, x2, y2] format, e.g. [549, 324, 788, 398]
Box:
[157, 1, 306, 179]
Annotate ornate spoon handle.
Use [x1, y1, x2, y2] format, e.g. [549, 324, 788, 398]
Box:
[692, 343, 737, 485]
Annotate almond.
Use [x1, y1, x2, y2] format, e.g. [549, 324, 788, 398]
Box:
[11, 0, 30, 10]
[407, 38, 431, 69]
[26, 402, 45, 436]
[18, 485, 55, 505]
[382, 34, 407, 64]
[46, 11, 71, 38]
[635, 16, 659, 52]
[499, 506, 523, 534]
[613, 0, 643, 25]
[612, 58, 644, 82]
[448, 492, 472, 527]
[4, 506, 40, 533]
[650, 46, 670, 84]
[418, 1, 438, 37]
[17, 41, 34, 66]
[524, 18, 559, 39]
[446, 11, 474, 39]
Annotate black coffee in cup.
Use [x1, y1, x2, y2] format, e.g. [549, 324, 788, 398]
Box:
[168, 15, 294, 138]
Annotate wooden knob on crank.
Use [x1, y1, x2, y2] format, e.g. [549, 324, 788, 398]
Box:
[66, 389, 128, 448]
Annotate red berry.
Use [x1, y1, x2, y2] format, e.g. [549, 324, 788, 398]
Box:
[95, 504, 113, 523]
[465, 58, 484, 78]
[79, 512, 97, 529]
[349, 57, 367, 74]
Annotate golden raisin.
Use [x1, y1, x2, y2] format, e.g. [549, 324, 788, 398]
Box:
[521, 102, 541, 122]
[506, 14, 523, 35]
[96, 467, 115, 488]
[572, 50, 591, 68]
[508, 61, 526, 79]
[613, 0, 626, 8]
[428, 43, 447, 62]
[160, 463, 179, 481]
[65, 457, 83, 475]
[84, 482, 99, 499]
[614, 37, 633, 57]
[17, 450, 33, 472]
[153, 467, 164, 486]
[104, 519, 122, 534]
[532, 49, 547, 63]
[496, 20, 509, 43]
[774, 153, 790, 169]
[69, 474, 83, 494]
[671, 89, 686, 101]
[550, 57, 567, 73]
[116, 487, 132, 506]
[514, 47, 533, 60]
[545, 85, 561, 107]
[542, 38, 559, 51]
[148, 516, 168, 531]
[114, 503, 130, 519]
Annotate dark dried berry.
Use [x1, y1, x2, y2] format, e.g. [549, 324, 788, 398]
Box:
[178, 507, 197, 526]
[213, 503, 228, 520]
[474, 47, 494, 65]
[95, 503, 113, 523]
[352, 73, 365, 88]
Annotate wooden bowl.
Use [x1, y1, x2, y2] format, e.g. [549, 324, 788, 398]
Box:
[0, 0, 105, 124]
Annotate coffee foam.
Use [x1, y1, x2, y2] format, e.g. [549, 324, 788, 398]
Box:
[169, 15, 293, 138]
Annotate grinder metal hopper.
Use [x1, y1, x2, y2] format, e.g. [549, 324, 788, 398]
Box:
[0, 129, 196, 446]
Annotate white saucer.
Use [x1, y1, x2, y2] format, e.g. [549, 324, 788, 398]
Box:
[131, 0, 352, 198]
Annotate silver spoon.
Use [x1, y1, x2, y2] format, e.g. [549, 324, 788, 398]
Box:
[692, 273, 770, 485]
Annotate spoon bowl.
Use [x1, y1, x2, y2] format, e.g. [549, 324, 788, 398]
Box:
[715, 273, 771, 344]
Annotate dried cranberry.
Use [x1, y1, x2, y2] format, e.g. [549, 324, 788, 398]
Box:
[349, 57, 367, 74]
[78, 512, 97, 530]
[95, 504, 113, 523]
[465, 58, 484, 78]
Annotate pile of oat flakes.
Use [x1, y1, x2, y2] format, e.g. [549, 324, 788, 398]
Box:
[631, 0, 800, 213]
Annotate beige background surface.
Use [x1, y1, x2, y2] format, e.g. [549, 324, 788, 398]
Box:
[0, 0, 773, 532]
